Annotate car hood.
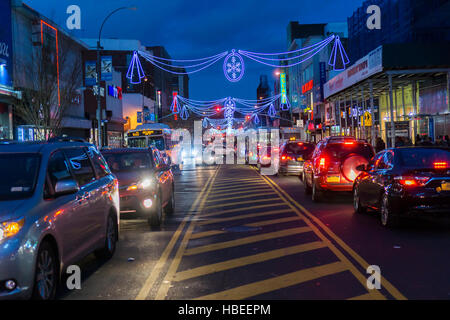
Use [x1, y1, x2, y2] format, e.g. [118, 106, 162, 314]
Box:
[0, 200, 27, 222]
[114, 170, 153, 187]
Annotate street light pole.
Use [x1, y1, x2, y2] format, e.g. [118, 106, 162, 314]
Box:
[96, 6, 136, 148]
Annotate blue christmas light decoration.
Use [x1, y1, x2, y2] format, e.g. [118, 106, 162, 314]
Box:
[126, 51, 146, 84]
[180, 105, 189, 120]
[267, 103, 276, 117]
[328, 35, 350, 71]
[253, 113, 260, 124]
[127, 34, 349, 84]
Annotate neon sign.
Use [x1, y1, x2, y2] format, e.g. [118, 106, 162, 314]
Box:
[302, 79, 313, 93]
[280, 72, 287, 104]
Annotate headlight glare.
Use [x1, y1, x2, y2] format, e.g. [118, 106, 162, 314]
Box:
[0, 218, 25, 241]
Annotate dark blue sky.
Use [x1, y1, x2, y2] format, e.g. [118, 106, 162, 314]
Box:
[27, 0, 364, 100]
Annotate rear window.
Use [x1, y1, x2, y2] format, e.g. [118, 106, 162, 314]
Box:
[103, 152, 153, 173]
[398, 148, 450, 168]
[285, 143, 315, 155]
[0, 153, 40, 200]
[324, 143, 374, 161]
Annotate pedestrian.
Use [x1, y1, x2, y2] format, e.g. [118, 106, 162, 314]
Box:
[375, 137, 385, 153]
[415, 134, 422, 146]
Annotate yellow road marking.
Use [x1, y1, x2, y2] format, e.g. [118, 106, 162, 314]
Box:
[207, 193, 278, 203]
[194, 261, 347, 300]
[191, 216, 302, 239]
[134, 166, 219, 300]
[173, 241, 327, 282]
[348, 293, 374, 300]
[210, 183, 268, 192]
[258, 173, 389, 300]
[201, 203, 288, 218]
[198, 208, 293, 225]
[207, 187, 273, 199]
[213, 180, 266, 187]
[204, 197, 280, 209]
[184, 226, 312, 256]
[154, 166, 220, 300]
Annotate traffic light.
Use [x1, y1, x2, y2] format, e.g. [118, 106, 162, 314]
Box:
[246, 115, 250, 121]
[215, 106, 221, 112]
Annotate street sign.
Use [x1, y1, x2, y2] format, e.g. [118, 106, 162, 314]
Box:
[296, 119, 304, 128]
[360, 111, 372, 126]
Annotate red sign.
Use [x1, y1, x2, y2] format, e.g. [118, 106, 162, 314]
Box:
[302, 80, 313, 93]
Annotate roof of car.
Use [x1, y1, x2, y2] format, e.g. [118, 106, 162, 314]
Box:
[101, 147, 153, 154]
[0, 141, 93, 154]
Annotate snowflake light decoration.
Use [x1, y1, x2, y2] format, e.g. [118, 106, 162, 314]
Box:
[223, 50, 245, 82]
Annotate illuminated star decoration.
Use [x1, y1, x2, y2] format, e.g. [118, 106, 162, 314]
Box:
[223, 50, 245, 82]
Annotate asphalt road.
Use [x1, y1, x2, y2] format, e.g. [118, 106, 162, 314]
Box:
[59, 164, 450, 300]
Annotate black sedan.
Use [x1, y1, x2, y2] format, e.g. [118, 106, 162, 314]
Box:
[353, 147, 450, 227]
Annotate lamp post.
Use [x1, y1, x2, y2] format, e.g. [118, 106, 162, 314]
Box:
[96, 6, 136, 148]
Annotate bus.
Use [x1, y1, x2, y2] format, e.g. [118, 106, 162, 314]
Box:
[126, 123, 175, 164]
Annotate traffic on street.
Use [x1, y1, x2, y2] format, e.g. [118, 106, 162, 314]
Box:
[1, 0, 450, 307]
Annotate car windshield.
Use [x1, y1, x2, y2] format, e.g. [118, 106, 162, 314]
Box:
[0, 153, 40, 201]
[103, 152, 153, 173]
[398, 148, 450, 168]
[325, 143, 374, 160]
[285, 143, 315, 155]
[149, 137, 165, 151]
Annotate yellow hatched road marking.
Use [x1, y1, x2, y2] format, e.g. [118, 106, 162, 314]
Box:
[184, 226, 312, 256]
[204, 197, 280, 210]
[198, 208, 293, 225]
[213, 180, 266, 186]
[201, 203, 291, 218]
[191, 216, 302, 239]
[173, 241, 327, 282]
[135, 166, 220, 300]
[194, 261, 348, 300]
[258, 171, 391, 300]
[207, 193, 278, 203]
[210, 183, 268, 192]
[207, 187, 273, 199]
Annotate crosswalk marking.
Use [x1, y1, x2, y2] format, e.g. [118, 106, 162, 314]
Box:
[173, 241, 327, 282]
[204, 197, 281, 209]
[194, 261, 348, 300]
[198, 208, 293, 225]
[184, 226, 312, 256]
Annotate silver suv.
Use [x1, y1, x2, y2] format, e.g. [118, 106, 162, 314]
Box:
[0, 140, 120, 300]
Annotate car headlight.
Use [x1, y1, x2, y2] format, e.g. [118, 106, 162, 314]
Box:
[140, 179, 152, 189]
[126, 178, 153, 191]
[0, 218, 25, 242]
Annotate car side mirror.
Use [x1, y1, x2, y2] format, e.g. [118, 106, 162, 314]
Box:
[356, 164, 367, 172]
[54, 179, 79, 197]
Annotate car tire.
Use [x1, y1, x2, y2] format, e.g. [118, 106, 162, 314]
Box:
[32, 241, 58, 300]
[353, 186, 366, 214]
[380, 194, 399, 228]
[311, 180, 322, 202]
[165, 184, 175, 215]
[148, 194, 162, 227]
[95, 213, 118, 260]
[303, 172, 312, 195]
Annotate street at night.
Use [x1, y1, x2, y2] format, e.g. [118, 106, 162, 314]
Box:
[1, 0, 450, 309]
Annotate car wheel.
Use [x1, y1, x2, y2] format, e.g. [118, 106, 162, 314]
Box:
[380, 194, 399, 228]
[32, 241, 58, 300]
[353, 186, 366, 214]
[165, 185, 175, 215]
[148, 194, 162, 227]
[311, 181, 322, 202]
[95, 213, 118, 260]
[303, 172, 312, 195]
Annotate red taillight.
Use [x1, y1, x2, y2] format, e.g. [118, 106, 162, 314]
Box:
[344, 141, 355, 145]
[434, 161, 448, 169]
[298, 142, 303, 146]
[319, 157, 326, 169]
[281, 155, 286, 160]
[395, 176, 430, 187]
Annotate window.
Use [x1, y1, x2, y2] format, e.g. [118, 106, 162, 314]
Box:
[103, 152, 152, 173]
[153, 149, 162, 167]
[87, 146, 110, 178]
[45, 151, 73, 197]
[64, 148, 96, 187]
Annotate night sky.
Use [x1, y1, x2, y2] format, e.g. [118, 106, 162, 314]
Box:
[26, 0, 364, 101]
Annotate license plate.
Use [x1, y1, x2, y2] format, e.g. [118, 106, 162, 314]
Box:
[441, 182, 450, 191]
[326, 175, 340, 183]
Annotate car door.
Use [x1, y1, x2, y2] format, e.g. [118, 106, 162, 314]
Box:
[372, 150, 395, 208]
[44, 150, 84, 265]
[86, 145, 113, 246]
[63, 147, 99, 256]
[358, 153, 383, 206]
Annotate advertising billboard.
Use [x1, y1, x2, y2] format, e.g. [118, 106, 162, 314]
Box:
[0, 0, 13, 88]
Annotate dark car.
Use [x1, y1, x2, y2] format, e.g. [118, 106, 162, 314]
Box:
[278, 141, 315, 176]
[303, 136, 375, 202]
[101, 148, 175, 226]
[353, 147, 450, 227]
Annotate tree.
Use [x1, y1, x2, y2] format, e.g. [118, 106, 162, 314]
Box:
[14, 31, 82, 140]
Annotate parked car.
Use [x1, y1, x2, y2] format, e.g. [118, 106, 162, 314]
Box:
[0, 139, 119, 300]
[353, 147, 450, 227]
[257, 144, 279, 175]
[278, 141, 315, 176]
[101, 148, 175, 226]
[303, 136, 375, 202]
